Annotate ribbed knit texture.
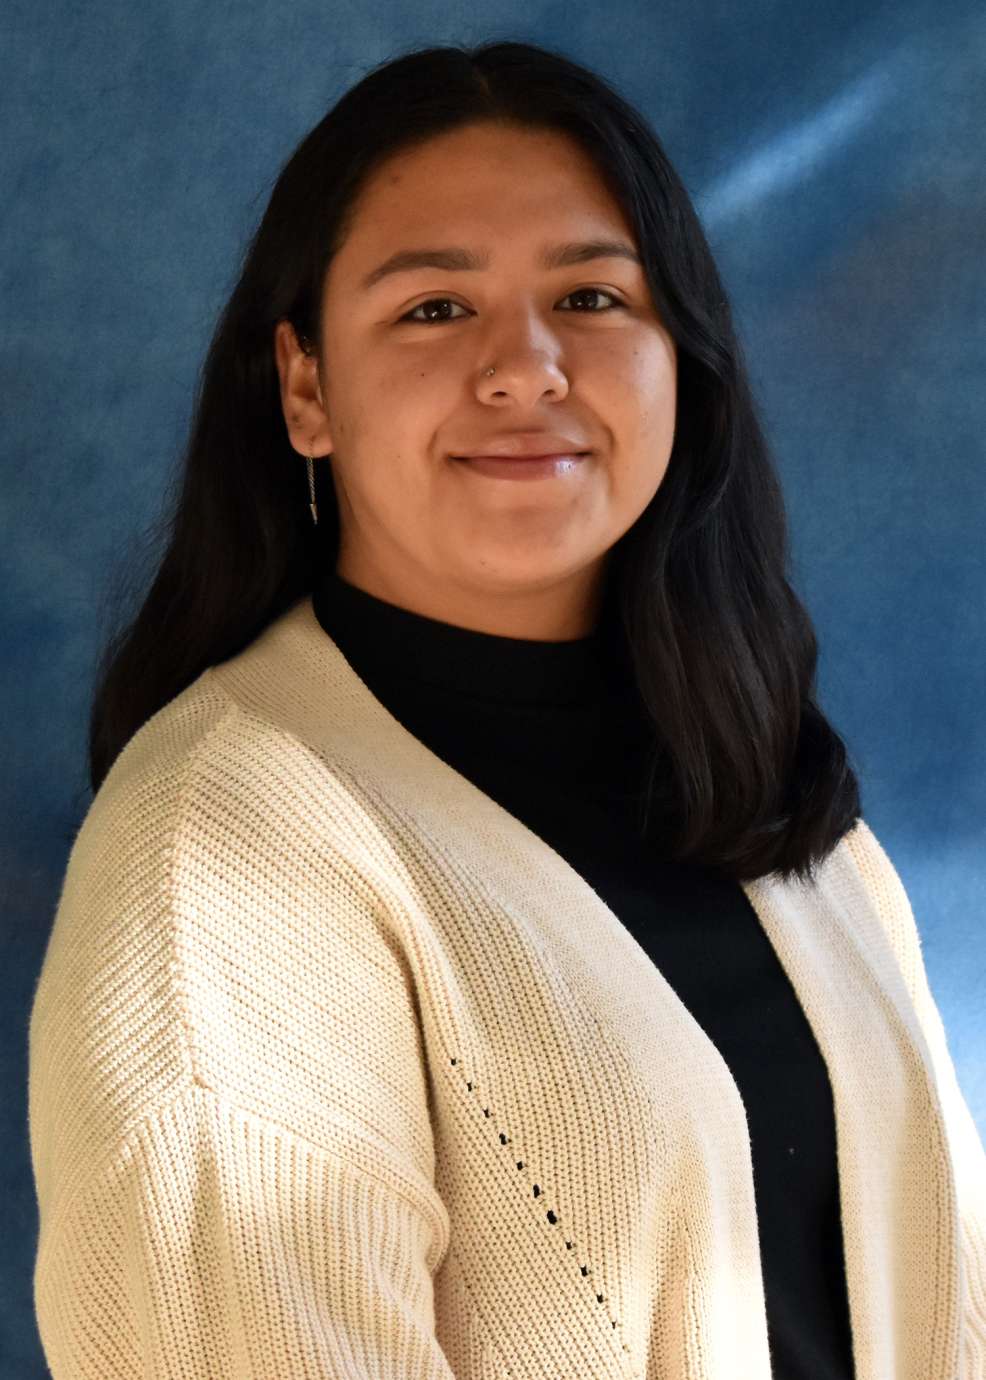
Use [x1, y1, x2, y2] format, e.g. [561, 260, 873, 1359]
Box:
[28, 590, 986, 1379]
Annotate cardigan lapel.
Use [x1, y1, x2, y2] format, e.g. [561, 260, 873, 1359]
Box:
[741, 858, 961, 1380]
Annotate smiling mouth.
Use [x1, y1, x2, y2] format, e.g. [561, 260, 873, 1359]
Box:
[452, 452, 590, 461]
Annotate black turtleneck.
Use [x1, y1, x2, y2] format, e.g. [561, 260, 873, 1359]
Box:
[312, 567, 856, 1380]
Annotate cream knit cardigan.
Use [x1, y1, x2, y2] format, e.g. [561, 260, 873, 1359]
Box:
[29, 593, 986, 1379]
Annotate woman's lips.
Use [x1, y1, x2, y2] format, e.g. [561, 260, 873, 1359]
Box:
[452, 453, 588, 479]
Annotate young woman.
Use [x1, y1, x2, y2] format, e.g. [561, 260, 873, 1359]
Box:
[29, 39, 985, 1380]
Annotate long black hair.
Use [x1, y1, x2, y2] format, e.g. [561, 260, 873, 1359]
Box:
[87, 39, 861, 884]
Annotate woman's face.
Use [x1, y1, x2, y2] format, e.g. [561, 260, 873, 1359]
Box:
[275, 120, 677, 640]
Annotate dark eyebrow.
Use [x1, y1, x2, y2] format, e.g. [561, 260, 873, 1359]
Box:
[359, 238, 643, 292]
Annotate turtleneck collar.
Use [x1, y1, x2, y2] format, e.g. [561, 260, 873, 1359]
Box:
[311, 567, 633, 708]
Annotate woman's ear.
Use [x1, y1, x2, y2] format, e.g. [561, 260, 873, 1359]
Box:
[273, 319, 334, 456]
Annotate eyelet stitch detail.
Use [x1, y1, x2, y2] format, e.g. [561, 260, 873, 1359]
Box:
[450, 1055, 638, 1370]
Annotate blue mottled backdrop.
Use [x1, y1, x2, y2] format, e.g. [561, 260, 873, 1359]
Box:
[2, 1, 984, 1372]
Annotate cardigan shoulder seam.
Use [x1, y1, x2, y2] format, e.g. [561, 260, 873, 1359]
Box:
[160, 692, 249, 1090]
[159, 687, 410, 1091]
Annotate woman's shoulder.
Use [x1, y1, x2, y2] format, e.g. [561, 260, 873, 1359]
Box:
[31, 667, 400, 1219]
[90, 665, 358, 851]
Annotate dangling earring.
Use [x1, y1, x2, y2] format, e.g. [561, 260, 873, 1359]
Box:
[306, 454, 318, 526]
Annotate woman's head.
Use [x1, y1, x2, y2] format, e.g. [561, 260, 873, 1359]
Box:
[88, 39, 861, 881]
[273, 119, 677, 640]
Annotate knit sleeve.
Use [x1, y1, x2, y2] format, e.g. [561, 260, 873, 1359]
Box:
[29, 696, 461, 1379]
[33, 1082, 459, 1379]
[843, 818, 986, 1377]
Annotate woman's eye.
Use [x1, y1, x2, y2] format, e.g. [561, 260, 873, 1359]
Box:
[399, 286, 624, 324]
